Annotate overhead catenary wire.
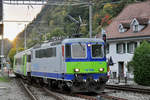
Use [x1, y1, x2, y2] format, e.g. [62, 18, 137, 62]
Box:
[3, 1, 145, 22]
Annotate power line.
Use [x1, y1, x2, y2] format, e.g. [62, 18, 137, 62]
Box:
[3, 1, 88, 5]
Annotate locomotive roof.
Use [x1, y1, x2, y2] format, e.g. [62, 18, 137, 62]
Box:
[62, 38, 104, 43]
[14, 48, 32, 57]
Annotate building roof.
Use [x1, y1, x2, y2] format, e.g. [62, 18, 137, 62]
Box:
[136, 17, 149, 25]
[104, 1, 150, 40]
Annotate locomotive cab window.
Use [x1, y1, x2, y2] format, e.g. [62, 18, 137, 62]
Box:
[92, 44, 103, 58]
[72, 43, 86, 58]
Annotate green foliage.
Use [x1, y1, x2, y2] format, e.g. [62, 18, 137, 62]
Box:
[8, 48, 16, 67]
[8, 48, 24, 67]
[0, 77, 10, 82]
[130, 41, 150, 86]
[51, 28, 66, 38]
[14, 0, 147, 48]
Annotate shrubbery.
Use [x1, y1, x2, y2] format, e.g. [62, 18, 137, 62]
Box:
[130, 41, 150, 86]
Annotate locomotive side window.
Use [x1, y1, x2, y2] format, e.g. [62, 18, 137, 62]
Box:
[65, 44, 71, 58]
[47, 48, 56, 57]
[35, 47, 56, 58]
[35, 50, 39, 58]
[47, 48, 52, 57]
[39, 50, 43, 58]
[72, 44, 86, 58]
[92, 44, 103, 58]
[52, 48, 56, 57]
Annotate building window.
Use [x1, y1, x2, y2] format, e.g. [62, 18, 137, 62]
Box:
[116, 43, 126, 53]
[119, 24, 124, 33]
[133, 25, 138, 32]
[127, 42, 137, 53]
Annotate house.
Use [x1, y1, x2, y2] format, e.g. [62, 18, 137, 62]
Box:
[102, 1, 150, 79]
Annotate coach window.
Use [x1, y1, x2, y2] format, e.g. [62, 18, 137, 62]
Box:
[65, 44, 71, 58]
[92, 44, 103, 58]
[27, 55, 31, 62]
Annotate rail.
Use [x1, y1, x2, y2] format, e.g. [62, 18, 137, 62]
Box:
[75, 93, 127, 100]
[106, 84, 150, 94]
[43, 87, 65, 100]
[20, 79, 38, 100]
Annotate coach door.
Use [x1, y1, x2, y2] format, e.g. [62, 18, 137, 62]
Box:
[118, 62, 124, 78]
[27, 55, 31, 74]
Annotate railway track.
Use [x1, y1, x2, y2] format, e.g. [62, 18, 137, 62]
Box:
[19, 79, 38, 100]
[18, 78, 132, 100]
[75, 93, 127, 100]
[106, 84, 150, 94]
[19, 79, 65, 100]
[43, 87, 65, 100]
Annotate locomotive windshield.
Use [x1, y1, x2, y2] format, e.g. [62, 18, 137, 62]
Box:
[91, 44, 103, 58]
[72, 44, 86, 58]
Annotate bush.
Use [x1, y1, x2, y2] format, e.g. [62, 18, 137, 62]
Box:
[131, 41, 150, 86]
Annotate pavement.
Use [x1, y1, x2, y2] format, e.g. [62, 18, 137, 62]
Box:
[0, 70, 16, 78]
[107, 78, 150, 90]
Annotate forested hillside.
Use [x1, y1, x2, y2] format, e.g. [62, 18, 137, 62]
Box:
[13, 0, 147, 48]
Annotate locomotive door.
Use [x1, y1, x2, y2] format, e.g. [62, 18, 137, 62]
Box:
[118, 62, 124, 78]
[60, 45, 65, 79]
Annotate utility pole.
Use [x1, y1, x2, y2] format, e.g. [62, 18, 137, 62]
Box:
[0, 0, 4, 71]
[89, 1, 92, 38]
[24, 24, 27, 49]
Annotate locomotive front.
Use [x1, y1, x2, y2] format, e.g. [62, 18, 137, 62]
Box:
[62, 38, 108, 93]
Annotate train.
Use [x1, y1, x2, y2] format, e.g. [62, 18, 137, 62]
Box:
[13, 38, 108, 93]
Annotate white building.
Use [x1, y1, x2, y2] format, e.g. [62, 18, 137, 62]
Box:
[102, 1, 150, 79]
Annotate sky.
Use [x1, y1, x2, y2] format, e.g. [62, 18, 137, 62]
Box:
[3, 4, 43, 41]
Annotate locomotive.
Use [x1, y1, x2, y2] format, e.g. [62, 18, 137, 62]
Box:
[13, 38, 108, 93]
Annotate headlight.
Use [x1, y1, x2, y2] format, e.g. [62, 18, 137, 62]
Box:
[88, 44, 91, 46]
[99, 68, 104, 72]
[74, 68, 80, 72]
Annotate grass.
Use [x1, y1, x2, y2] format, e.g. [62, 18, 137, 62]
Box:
[0, 77, 10, 82]
[0, 73, 10, 82]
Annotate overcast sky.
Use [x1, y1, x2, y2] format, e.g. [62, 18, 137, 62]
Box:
[3, 4, 43, 41]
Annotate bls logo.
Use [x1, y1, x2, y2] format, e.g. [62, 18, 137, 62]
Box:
[85, 69, 94, 71]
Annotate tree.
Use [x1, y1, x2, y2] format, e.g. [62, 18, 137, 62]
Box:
[51, 28, 65, 38]
[8, 47, 24, 68]
[130, 41, 150, 86]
